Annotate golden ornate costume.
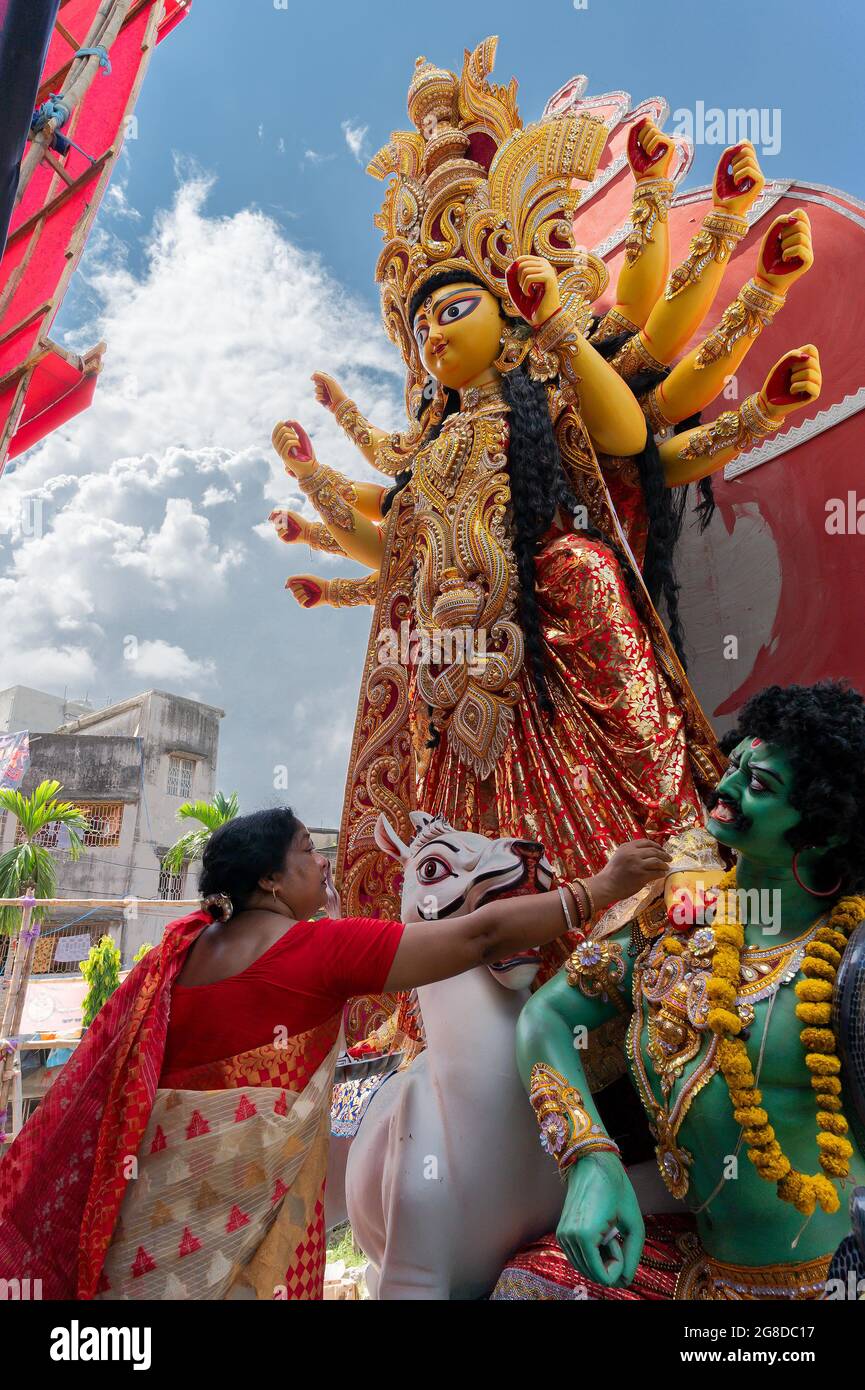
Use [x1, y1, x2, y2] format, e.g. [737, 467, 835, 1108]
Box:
[327, 40, 725, 946]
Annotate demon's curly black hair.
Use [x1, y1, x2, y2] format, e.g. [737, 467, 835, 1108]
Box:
[719, 681, 865, 896]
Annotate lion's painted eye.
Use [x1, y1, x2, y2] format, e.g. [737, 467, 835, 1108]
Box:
[417, 856, 451, 884]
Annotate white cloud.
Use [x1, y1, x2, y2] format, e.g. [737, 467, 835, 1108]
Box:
[126, 639, 216, 686]
[201, 486, 235, 507]
[341, 119, 369, 164]
[302, 148, 336, 168]
[0, 167, 405, 820]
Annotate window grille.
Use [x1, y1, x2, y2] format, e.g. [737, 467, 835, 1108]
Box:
[167, 755, 194, 797]
[158, 865, 185, 900]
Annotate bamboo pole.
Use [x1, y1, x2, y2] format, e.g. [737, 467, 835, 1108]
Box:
[0, 896, 199, 908]
[15, 0, 136, 206]
[0, 896, 35, 1128]
[0, 887, 198, 1127]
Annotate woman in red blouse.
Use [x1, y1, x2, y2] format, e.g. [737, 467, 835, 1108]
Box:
[0, 806, 667, 1301]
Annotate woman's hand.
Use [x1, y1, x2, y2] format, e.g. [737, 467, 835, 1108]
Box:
[311, 372, 348, 414]
[272, 420, 316, 480]
[592, 838, 672, 907]
[557, 1151, 645, 1287]
[758, 344, 821, 421]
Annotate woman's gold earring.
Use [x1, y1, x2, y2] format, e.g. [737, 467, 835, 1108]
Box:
[272, 887, 279, 906]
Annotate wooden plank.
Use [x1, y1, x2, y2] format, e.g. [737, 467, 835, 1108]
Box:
[7, 149, 110, 248]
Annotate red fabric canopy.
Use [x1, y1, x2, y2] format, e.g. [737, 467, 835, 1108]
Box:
[0, 0, 190, 473]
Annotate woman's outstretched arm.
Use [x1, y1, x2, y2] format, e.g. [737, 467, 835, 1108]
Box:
[383, 839, 670, 991]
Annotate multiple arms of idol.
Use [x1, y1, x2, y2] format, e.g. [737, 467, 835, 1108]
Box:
[269, 125, 821, 607]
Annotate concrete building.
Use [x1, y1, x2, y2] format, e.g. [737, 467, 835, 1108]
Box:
[0, 687, 223, 965]
[0, 685, 93, 734]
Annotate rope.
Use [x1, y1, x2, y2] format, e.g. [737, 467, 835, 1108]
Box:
[74, 45, 112, 73]
[29, 91, 97, 164]
[30, 95, 71, 135]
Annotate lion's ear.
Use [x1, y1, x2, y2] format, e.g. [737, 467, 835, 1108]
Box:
[374, 813, 411, 863]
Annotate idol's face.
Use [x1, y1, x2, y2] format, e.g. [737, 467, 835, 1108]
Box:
[412, 281, 503, 390]
[706, 737, 801, 863]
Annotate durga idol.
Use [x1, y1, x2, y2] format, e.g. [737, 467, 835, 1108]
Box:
[269, 39, 821, 949]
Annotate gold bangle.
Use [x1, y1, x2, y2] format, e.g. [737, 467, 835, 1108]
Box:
[609, 331, 667, 383]
[665, 211, 749, 301]
[529, 1063, 622, 1176]
[739, 391, 782, 439]
[640, 384, 674, 435]
[574, 876, 595, 921]
[298, 464, 357, 532]
[695, 278, 786, 370]
[333, 397, 375, 450]
[678, 392, 782, 463]
[327, 574, 379, 608]
[533, 294, 581, 357]
[625, 176, 676, 267]
[589, 306, 640, 344]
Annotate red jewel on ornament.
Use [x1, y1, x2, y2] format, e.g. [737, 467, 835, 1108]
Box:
[666, 889, 695, 931]
[750, 738, 762, 748]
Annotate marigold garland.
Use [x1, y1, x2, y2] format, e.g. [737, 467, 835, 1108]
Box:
[697, 870, 863, 1216]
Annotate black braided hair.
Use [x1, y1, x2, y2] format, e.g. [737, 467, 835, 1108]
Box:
[398, 271, 683, 712]
[590, 324, 717, 657]
[499, 363, 649, 710]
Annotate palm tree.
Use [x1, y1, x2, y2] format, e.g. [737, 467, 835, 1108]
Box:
[0, 780, 87, 934]
[0, 781, 88, 1127]
[162, 791, 239, 877]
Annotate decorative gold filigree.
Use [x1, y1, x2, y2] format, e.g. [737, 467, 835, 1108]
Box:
[664, 210, 749, 301]
[412, 406, 524, 780]
[589, 306, 639, 344]
[625, 177, 675, 267]
[328, 574, 379, 607]
[565, 939, 627, 1010]
[695, 278, 786, 369]
[366, 36, 610, 384]
[640, 384, 674, 435]
[337, 489, 417, 924]
[303, 522, 347, 556]
[299, 465, 357, 532]
[529, 1062, 621, 1175]
[678, 392, 782, 461]
[609, 331, 667, 383]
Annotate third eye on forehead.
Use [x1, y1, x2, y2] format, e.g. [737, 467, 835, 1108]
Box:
[733, 738, 785, 780]
[414, 287, 476, 328]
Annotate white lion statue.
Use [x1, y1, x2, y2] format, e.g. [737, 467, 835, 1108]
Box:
[340, 810, 564, 1300]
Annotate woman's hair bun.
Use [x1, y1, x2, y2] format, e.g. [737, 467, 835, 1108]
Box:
[201, 891, 233, 922]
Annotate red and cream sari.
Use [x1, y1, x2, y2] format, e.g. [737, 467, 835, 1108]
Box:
[0, 910, 341, 1300]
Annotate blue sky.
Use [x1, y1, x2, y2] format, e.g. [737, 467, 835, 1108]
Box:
[4, 0, 863, 825]
[115, 0, 865, 299]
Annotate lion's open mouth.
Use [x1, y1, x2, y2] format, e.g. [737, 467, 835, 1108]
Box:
[479, 844, 553, 905]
